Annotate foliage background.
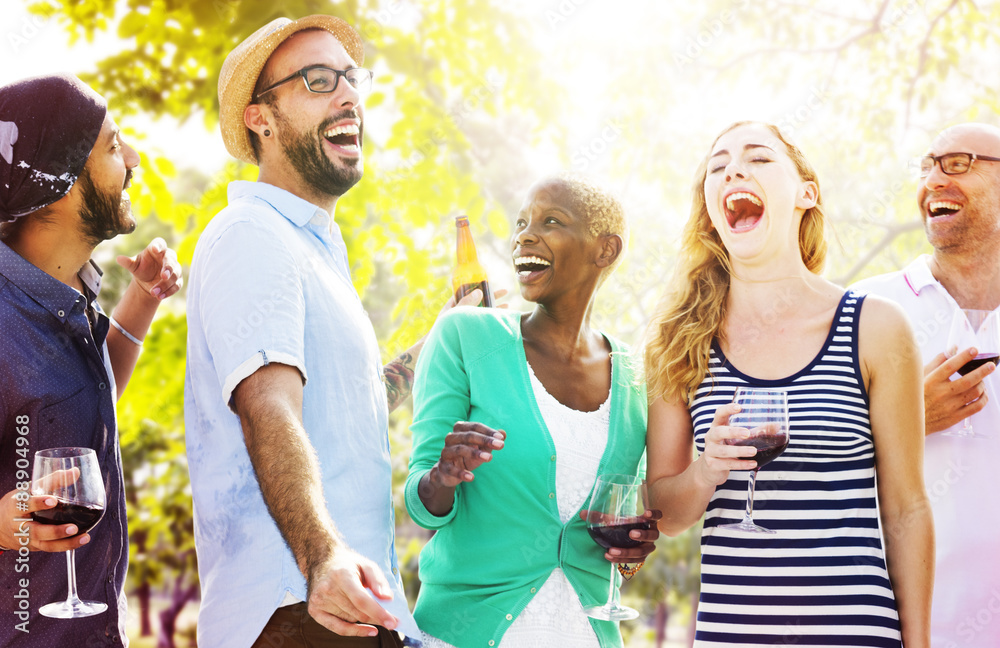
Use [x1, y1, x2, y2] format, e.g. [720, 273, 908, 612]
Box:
[5, 0, 1000, 645]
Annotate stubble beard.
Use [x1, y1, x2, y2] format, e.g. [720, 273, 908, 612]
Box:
[78, 167, 136, 244]
[273, 106, 363, 199]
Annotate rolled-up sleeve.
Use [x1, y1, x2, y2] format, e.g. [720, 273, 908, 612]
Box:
[196, 219, 307, 409]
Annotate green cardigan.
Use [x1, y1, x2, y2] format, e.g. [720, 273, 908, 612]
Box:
[405, 308, 648, 648]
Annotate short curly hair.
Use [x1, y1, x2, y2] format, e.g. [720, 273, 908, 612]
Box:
[543, 172, 628, 274]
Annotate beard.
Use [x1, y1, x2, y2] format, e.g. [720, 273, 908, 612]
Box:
[273, 105, 362, 198]
[78, 166, 135, 244]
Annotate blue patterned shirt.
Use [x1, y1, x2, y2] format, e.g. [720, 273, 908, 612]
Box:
[0, 240, 128, 647]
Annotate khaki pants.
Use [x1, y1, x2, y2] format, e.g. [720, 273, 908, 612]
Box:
[251, 603, 406, 648]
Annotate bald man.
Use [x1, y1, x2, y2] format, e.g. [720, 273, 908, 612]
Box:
[853, 123, 1000, 648]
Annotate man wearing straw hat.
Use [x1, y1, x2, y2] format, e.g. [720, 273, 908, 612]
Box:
[185, 15, 484, 648]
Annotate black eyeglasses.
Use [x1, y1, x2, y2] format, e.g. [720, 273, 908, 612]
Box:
[917, 152, 1000, 177]
[254, 65, 373, 102]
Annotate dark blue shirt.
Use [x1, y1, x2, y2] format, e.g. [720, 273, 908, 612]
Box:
[0, 240, 129, 647]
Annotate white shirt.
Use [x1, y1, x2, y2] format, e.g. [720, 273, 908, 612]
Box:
[853, 255, 1000, 648]
[423, 361, 609, 648]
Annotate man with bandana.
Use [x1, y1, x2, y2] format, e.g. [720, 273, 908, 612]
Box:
[0, 75, 182, 645]
[185, 15, 491, 648]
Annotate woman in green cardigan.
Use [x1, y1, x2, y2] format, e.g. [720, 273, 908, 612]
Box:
[406, 174, 658, 648]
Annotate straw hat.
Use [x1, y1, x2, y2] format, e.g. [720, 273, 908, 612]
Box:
[218, 15, 364, 166]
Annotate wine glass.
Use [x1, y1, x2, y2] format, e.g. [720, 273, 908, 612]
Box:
[944, 309, 998, 439]
[583, 473, 648, 622]
[31, 447, 107, 618]
[719, 388, 790, 534]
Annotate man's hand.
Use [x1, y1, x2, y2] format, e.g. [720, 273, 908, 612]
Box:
[306, 549, 398, 637]
[116, 237, 183, 300]
[923, 349, 994, 434]
[0, 482, 91, 553]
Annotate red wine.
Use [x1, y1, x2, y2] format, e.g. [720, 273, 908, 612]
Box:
[32, 499, 104, 535]
[958, 354, 999, 376]
[588, 519, 652, 549]
[455, 280, 494, 308]
[737, 434, 789, 468]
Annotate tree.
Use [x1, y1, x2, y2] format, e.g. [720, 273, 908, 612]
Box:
[25, 0, 1000, 644]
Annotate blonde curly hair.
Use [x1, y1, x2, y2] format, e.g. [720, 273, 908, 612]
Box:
[642, 122, 827, 404]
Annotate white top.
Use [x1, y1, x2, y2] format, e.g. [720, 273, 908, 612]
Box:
[423, 361, 610, 648]
[853, 255, 1000, 648]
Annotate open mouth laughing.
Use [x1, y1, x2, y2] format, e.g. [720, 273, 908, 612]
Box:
[514, 255, 551, 282]
[927, 200, 963, 218]
[724, 190, 764, 232]
[322, 122, 361, 154]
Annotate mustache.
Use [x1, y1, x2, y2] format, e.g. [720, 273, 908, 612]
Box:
[123, 169, 134, 191]
[320, 110, 362, 133]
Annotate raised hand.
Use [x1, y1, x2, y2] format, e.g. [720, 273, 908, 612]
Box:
[427, 421, 506, 488]
[116, 236, 183, 300]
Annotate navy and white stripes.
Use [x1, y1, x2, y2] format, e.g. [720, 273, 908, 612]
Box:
[690, 291, 902, 647]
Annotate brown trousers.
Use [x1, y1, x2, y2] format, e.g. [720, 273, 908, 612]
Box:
[251, 603, 406, 648]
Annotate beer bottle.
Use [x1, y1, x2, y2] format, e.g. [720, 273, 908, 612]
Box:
[452, 215, 493, 307]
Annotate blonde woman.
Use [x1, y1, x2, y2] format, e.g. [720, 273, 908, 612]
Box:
[644, 122, 933, 647]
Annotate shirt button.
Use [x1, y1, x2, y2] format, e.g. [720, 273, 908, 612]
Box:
[505, 613, 513, 621]
[99, 382, 107, 390]
[488, 642, 495, 647]
[548, 493, 555, 499]
[392, 567, 398, 575]
[530, 587, 536, 593]
[107, 574, 113, 583]
[57, 309, 65, 317]
[550, 455, 556, 462]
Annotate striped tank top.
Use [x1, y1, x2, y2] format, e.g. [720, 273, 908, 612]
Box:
[689, 291, 902, 647]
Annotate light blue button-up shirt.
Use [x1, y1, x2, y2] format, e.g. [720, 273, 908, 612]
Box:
[184, 181, 419, 647]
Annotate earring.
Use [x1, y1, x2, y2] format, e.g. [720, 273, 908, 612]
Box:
[263, 129, 271, 137]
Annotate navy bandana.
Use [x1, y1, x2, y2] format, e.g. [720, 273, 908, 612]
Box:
[0, 74, 107, 222]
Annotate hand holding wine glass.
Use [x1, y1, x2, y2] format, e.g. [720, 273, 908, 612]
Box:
[31, 447, 108, 618]
[718, 388, 790, 534]
[944, 309, 998, 438]
[583, 474, 651, 622]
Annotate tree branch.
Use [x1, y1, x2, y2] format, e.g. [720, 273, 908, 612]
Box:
[710, 0, 890, 72]
[902, 0, 962, 131]
[835, 219, 923, 285]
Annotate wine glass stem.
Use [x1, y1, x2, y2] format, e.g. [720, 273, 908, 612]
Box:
[743, 468, 760, 524]
[963, 416, 973, 434]
[65, 549, 83, 607]
[605, 563, 618, 608]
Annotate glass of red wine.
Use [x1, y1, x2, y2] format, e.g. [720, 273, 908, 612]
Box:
[31, 447, 107, 618]
[945, 309, 999, 439]
[719, 388, 790, 534]
[583, 473, 649, 621]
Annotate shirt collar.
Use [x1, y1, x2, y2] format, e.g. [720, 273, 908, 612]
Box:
[902, 254, 939, 296]
[0, 240, 103, 322]
[227, 180, 331, 229]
